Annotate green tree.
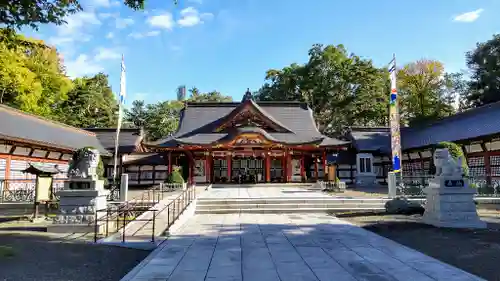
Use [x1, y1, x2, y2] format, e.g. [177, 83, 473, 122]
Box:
[1, 0, 178, 30]
[126, 88, 232, 140]
[397, 60, 458, 126]
[58, 73, 118, 128]
[125, 100, 148, 128]
[143, 100, 184, 141]
[0, 29, 72, 117]
[463, 34, 500, 107]
[255, 44, 388, 135]
[188, 90, 233, 102]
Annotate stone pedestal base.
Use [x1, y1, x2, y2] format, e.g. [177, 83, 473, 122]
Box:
[423, 177, 486, 229]
[48, 183, 109, 233]
[355, 174, 377, 187]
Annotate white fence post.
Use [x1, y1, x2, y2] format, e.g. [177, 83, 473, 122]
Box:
[120, 174, 128, 202]
[388, 172, 397, 198]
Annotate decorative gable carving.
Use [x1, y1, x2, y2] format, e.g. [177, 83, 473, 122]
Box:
[234, 137, 264, 145]
[215, 103, 290, 133]
[227, 134, 271, 146]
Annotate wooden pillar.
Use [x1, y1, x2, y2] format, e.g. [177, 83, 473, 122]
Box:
[188, 157, 193, 185]
[205, 152, 212, 183]
[227, 153, 232, 183]
[322, 150, 327, 180]
[138, 165, 141, 185]
[118, 154, 124, 179]
[481, 143, 491, 184]
[167, 151, 172, 174]
[3, 155, 11, 191]
[282, 151, 287, 183]
[266, 151, 271, 183]
[5, 155, 11, 179]
[287, 152, 292, 182]
[314, 156, 318, 182]
[300, 153, 305, 182]
[152, 165, 156, 184]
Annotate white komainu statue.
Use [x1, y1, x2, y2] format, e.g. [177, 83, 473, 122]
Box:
[433, 148, 463, 177]
[68, 148, 100, 179]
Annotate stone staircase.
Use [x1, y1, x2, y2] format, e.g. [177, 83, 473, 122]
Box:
[195, 197, 388, 214]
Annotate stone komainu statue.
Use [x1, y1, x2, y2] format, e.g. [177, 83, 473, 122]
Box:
[433, 148, 463, 177]
[67, 147, 100, 179]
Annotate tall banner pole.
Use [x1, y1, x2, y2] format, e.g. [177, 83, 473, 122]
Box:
[388, 54, 402, 173]
[113, 54, 126, 184]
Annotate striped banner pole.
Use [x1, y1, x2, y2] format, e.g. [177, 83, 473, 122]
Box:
[112, 55, 126, 184]
[388, 54, 402, 173]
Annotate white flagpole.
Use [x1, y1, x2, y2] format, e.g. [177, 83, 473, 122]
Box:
[113, 54, 126, 184]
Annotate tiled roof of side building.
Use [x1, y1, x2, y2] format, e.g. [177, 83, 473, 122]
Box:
[349, 102, 500, 152]
[85, 128, 142, 153]
[402, 101, 500, 149]
[0, 105, 109, 155]
[346, 127, 391, 154]
[149, 101, 347, 146]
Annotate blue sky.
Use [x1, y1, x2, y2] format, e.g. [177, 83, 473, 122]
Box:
[24, 0, 500, 106]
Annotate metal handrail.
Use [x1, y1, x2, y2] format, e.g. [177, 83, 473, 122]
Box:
[93, 184, 195, 243]
[0, 178, 67, 203]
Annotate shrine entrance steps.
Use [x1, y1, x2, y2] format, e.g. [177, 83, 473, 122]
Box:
[195, 185, 387, 214]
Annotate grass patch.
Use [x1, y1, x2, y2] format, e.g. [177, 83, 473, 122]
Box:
[0, 246, 15, 257]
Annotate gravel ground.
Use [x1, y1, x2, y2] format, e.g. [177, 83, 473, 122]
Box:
[0, 231, 150, 281]
[339, 210, 500, 281]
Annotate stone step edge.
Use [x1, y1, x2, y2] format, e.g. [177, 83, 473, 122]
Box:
[195, 207, 386, 213]
[197, 197, 389, 202]
[197, 201, 389, 205]
[196, 203, 385, 209]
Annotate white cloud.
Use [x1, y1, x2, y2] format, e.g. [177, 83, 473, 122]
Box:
[65, 54, 104, 78]
[128, 30, 160, 39]
[89, 0, 113, 8]
[453, 9, 484, 23]
[48, 11, 100, 47]
[98, 12, 116, 19]
[58, 11, 101, 35]
[95, 47, 121, 61]
[148, 12, 175, 30]
[106, 32, 114, 39]
[115, 17, 135, 29]
[177, 7, 213, 27]
[48, 36, 74, 46]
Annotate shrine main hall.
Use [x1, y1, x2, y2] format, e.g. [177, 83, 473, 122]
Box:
[144, 91, 348, 184]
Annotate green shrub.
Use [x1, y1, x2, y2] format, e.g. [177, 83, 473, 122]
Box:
[166, 168, 184, 184]
[436, 141, 469, 176]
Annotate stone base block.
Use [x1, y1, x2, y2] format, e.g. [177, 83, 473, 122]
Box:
[423, 216, 487, 229]
[355, 174, 377, 187]
[423, 176, 486, 229]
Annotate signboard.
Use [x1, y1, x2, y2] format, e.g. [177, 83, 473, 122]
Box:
[35, 177, 52, 202]
[326, 154, 338, 165]
[445, 179, 464, 187]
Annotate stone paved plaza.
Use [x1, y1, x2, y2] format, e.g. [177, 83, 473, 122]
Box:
[122, 213, 484, 281]
[200, 186, 332, 199]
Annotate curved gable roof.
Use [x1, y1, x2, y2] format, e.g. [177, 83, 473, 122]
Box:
[148, 101, 346, 147]
[213, 99, 293, 133]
